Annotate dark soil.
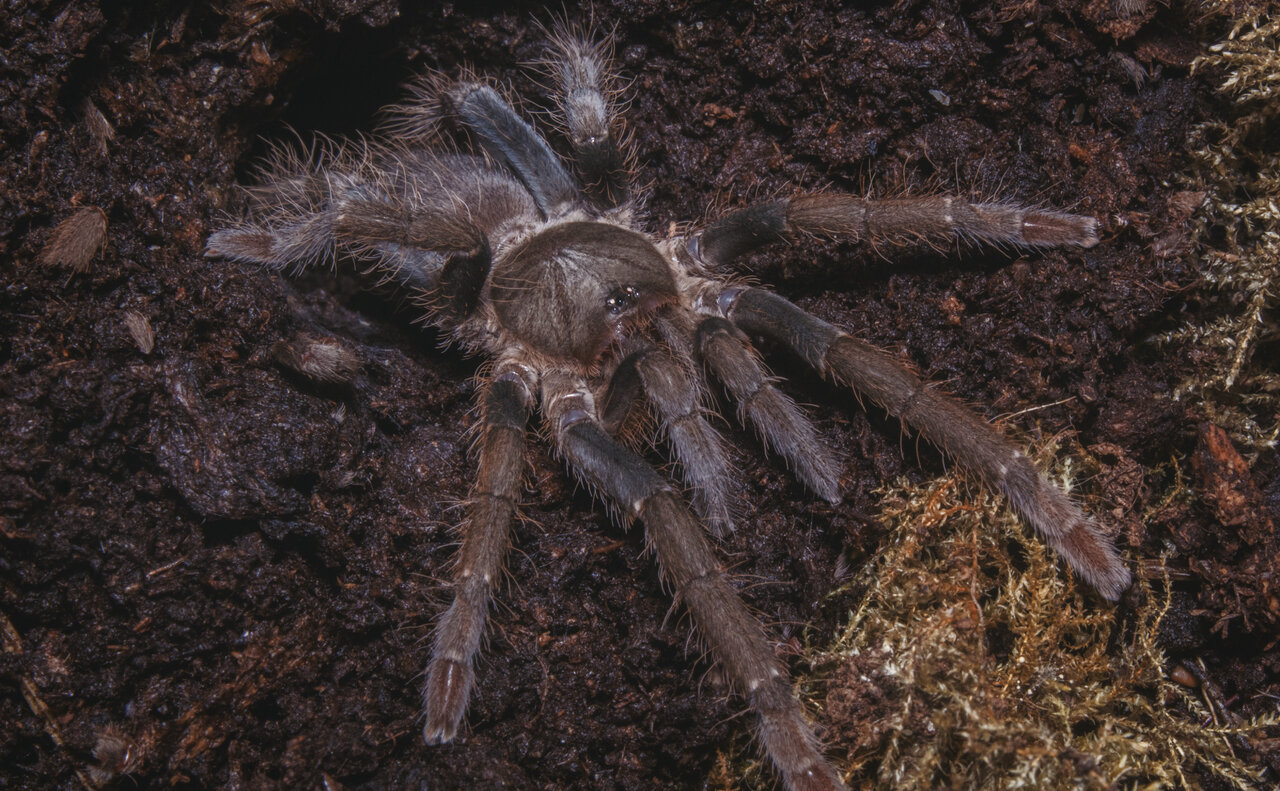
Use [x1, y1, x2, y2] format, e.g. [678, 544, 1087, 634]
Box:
[2, 1, 1275, 789]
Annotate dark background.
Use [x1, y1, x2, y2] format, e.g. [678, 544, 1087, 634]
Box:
[2, 0, 1275, 788]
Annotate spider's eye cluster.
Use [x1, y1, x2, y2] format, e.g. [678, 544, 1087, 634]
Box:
[606, 286, 640, 315]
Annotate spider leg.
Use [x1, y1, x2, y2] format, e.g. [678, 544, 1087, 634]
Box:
[361, 244, 446, 292]
[328, 152, 536, 319]
[692, 194, 1099, 268]
[695, 317, 841, 503]
[329, 171, 499, 323]
[446, 83, 579, 215]
[359, 240, 494, 324]
[423, 362, 536, 743]
[332, 165, 490, 254]
[720, 286, 1131, 600]
[207, 149, 535, 322]
[542, 371, 848, 791]
[205, 149, 338, 271]
[606, 343, 736, 534]
[205, 214, 337, 273]
[545, 25, 631, 208]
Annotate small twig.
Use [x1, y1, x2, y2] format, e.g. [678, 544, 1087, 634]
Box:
[999, 396, 1076, 422]
[1, 609, 101, 791]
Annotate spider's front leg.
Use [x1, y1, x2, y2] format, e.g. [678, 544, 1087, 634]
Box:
[542, 371, 848, 791]
[422, 361, 536, 743]
[719, 286, 1131, 600]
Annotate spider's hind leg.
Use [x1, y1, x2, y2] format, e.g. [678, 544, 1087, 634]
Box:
[205, 147, 339, 271]
[444, 82, 579, 216]
[330, 151, 537, 320]
[544, 24, 632, 208]
[722, 286, 1132, 601]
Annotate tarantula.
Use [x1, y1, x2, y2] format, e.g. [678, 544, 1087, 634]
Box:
[206, 26, 1131, 791]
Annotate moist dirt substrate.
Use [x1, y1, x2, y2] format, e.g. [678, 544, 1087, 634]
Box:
[2, 1, 1276, 789]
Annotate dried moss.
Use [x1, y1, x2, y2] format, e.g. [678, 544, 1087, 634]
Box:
[788, 450, 1278, 790]
[1158, 2, 1280, 454]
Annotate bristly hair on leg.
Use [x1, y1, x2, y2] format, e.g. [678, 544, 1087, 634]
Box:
[205, 135, 348, 273]
[539, 17, 635, 208]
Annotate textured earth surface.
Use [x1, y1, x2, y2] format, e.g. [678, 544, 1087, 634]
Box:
[2, 1, 1275, 789]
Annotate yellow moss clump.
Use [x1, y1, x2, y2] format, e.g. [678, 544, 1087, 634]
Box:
[799, 458, 1277, 791]
[1159, 1, 1280, 455]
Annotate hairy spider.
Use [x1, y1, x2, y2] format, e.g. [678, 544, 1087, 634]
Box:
[206, 26, 1131, 791]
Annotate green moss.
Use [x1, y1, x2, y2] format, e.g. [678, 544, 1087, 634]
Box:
[1158, 2, 1280, 455]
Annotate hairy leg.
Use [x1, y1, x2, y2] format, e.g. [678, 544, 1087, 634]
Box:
[721, 286, 1131, 600]
[204, 146, 338, 271]
[695, 317, 841, 503]
[542, 371, 848, 791]
[206, 147, 534, 310]
[692, 193, 1099, 268]
[614, 343, 736, 534]
[330, 152, 538, 318]
[446, 83, 579, 216]
[423, 362, 536, 743]
[544, 25, 631, 208]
